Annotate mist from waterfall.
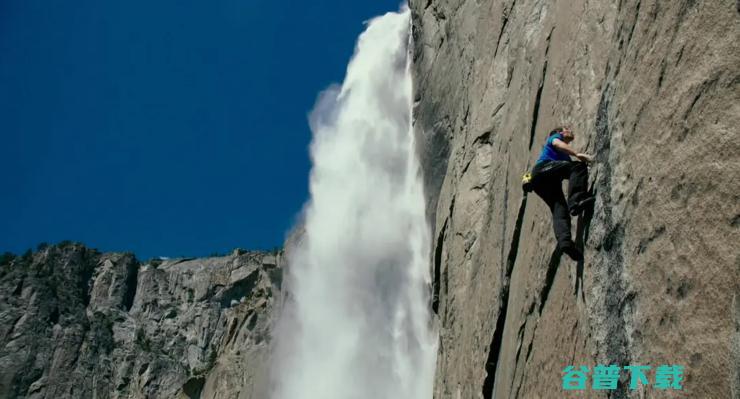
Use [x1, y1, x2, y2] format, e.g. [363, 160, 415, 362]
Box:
[271, 7, 437, 399]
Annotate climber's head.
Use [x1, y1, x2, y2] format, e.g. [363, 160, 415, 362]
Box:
[550, 126, 574, 143]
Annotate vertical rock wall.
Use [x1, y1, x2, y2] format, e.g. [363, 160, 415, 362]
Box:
[410, 0, 739, 397]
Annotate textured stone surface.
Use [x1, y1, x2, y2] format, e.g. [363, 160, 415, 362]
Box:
[0, 243, 282, 399]
[410, 0, 739, 398]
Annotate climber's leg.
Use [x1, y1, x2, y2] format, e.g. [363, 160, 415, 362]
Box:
[552, 190, 574, 251]
[534, 181, 572, 249]
[567, 161, 594, 216]
[534, 178, 583, 261]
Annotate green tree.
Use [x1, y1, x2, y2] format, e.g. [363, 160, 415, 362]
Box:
[0, 252, 15, 267]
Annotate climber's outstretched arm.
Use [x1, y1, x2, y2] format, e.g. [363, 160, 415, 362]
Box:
[552, 138, 593, 163]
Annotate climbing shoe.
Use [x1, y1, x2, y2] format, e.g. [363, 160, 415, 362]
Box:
[561, 243, 583, 261]
[569, 195, 595, 216]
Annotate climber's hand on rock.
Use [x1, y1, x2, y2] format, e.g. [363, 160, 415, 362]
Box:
[576, 153, 593, 164]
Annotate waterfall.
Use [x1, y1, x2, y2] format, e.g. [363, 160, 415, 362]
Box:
[271, 7, 437, 399]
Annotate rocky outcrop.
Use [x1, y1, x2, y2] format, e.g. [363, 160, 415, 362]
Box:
[410, 0, 739, 398]
[0, 243, 282, 399]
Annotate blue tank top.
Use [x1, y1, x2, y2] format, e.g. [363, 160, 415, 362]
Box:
[536, 133, 571, 164]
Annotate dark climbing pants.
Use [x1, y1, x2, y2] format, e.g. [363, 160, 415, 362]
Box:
[531, 161, 589, 248]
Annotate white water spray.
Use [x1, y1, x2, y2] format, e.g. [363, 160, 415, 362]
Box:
[271, 7, 437, 399]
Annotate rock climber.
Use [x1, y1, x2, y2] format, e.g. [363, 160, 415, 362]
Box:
[522, 126, 595, 261]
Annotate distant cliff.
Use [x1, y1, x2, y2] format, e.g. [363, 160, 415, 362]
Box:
[410, 0, 739, 397]
[0, 243, 282, 399]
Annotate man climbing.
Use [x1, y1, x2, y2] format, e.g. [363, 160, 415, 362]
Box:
[523, 127, 595, 261]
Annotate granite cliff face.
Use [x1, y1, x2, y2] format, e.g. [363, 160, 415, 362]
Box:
[410, 0, 739, 398]
[0, 243, 282, 399]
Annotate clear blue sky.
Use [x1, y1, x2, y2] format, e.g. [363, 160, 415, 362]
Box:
[1, 0, 404, 259]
